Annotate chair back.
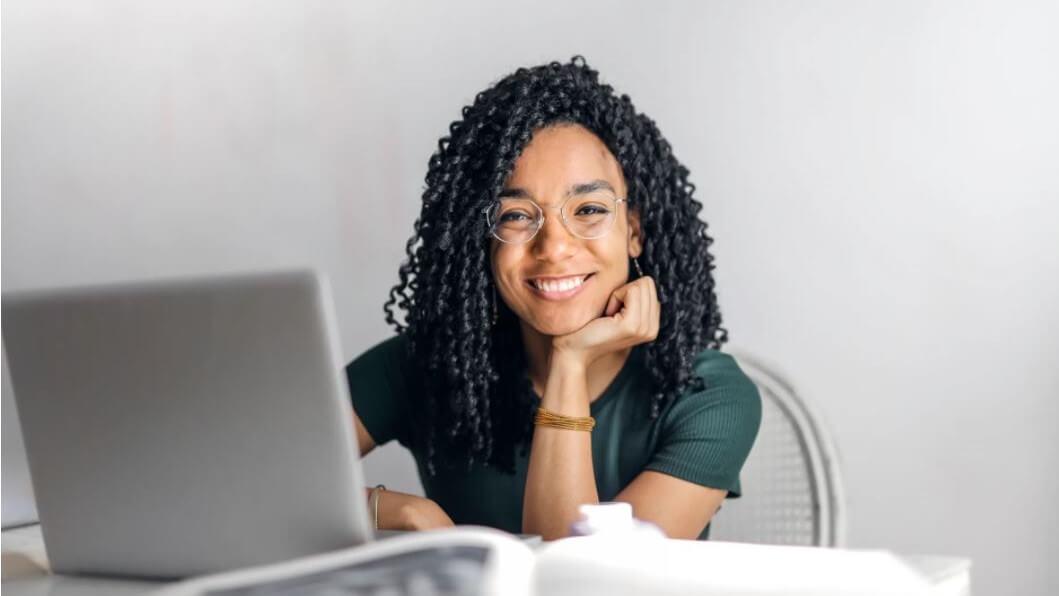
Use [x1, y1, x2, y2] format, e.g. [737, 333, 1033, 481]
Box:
[708, 353, 846, 547]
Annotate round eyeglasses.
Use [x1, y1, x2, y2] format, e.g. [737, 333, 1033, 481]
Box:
[483, 190, 628, 244]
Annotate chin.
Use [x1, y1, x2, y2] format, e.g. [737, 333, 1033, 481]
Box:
[526, 311, 596, 337]
[531, 323, 580, 337]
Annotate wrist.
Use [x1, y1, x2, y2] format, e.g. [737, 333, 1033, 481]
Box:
[549, 346, 591, 373]
[398, 497, 451, 531]
[539, 353, 590, 415]
[387, 493, 424, 531]
[397, 501, 420, 531]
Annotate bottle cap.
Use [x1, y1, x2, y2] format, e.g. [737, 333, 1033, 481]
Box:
[577, 501, 635, 533]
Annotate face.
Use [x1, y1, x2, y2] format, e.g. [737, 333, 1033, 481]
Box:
[489, 123, 642, 337]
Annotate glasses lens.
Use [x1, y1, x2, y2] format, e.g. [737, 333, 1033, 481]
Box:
[489, 199, 541, 243]
[563, 191, 618, 239]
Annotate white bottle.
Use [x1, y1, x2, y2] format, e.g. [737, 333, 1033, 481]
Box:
[570, 501, 666, 539]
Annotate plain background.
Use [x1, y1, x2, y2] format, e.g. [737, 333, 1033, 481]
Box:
[2, 1, 1057, 593]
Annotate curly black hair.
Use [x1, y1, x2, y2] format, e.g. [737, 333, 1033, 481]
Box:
[383, 55, 727, 475]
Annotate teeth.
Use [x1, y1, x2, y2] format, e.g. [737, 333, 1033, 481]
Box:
[533, 276, 586, 293]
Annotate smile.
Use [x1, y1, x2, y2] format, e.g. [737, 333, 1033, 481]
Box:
[526, 273, 595, 301]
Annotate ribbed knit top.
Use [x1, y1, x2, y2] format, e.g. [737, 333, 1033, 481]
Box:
[345, 334, 762, 540]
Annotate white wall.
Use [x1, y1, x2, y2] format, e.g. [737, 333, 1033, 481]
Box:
[3, 1, 1056, 593]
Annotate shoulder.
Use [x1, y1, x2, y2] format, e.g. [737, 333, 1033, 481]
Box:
[344, 333, 416, 384]
[345, 333, 410, 368]
[698, 348, 759, 390]
[690, 348, 761, 408]
[344, 333, 420, 402]
[344, 334, 417, 447]
[662, 348, 763, 439]
[644, 348, 763, 495]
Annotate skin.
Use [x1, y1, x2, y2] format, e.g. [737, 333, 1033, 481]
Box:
[353, 124, 727, 539]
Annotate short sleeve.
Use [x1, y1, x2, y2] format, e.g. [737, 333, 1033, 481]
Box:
[644, 350, 762, 498]
[344, 334, 415, 448]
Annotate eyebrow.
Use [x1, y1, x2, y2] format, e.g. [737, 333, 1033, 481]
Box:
[498, 179, 615, 200]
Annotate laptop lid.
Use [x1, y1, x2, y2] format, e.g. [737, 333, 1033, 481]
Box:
[2, 347, 39, 529]
[2, 269, 373, 578]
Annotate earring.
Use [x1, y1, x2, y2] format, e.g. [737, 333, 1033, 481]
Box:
[632, 257, 644, 278]
[492, 285, 499, 326]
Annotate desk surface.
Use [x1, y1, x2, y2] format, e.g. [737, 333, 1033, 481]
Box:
[1, 524, 971, 596]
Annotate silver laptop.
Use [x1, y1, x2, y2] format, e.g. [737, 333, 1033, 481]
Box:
[1, 270, 374, 579]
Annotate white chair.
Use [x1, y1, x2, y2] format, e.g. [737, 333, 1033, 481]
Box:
[708, 353, 847, 547]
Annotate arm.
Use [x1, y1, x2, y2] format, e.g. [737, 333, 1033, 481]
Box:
[522, 354, 600, 540]
[352, 410, 377, 458]
[368, 485, 454, 531]
[615, 471, 727, 539]
[346, 337, 453, 530]
[524, 399, 729, 541]
[618, 351, 762, 539]
[352, 407, 453, 531]
[522, 276, 743, 541]
[522, 277, 659, 540]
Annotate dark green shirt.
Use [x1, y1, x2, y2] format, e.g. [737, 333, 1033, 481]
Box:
[345, 334, 761, 540]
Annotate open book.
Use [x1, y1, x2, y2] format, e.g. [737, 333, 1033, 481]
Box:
[155, 527, 531, 596]
[154, 525, 965, 596]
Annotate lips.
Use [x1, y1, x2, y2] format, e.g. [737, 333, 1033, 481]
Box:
[526, 273, 595, 300]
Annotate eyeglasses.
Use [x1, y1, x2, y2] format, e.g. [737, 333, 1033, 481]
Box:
[483, 190, 628, 245]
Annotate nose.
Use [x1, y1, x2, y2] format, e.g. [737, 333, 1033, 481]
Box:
[530, 210, 578, 263]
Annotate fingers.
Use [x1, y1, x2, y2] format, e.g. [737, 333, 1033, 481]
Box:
[605, 291, 623, 317]
[555, 276, 661, 363]
[606, 282, 634, 318]
[638, 276, 659, 342]
[606, 276, 659, 345]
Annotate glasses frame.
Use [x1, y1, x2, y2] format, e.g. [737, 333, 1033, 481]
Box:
[482, 193, 629, 245]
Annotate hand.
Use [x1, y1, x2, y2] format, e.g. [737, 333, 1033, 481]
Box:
[551, 276, 660, 369]
[375, 489, 455, 531]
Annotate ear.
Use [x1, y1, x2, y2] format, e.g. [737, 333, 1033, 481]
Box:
[627, 207, 643, 259]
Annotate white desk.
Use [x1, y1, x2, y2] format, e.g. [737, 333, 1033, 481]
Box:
[2, 524, 158, 595]
[2, 524, 971, 595]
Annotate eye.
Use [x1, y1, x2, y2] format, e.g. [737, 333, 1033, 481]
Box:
[499, 211, 533, 223]
[575, 204, 611, 216]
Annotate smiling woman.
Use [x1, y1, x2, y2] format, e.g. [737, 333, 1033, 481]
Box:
[345, 56, 761, 541]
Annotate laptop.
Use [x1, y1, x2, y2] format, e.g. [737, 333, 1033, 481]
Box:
[2, 347, 39, 529]
[2, 270, 373, 579]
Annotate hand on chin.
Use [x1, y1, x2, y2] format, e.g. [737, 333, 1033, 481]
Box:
[550, 276, 660, 368]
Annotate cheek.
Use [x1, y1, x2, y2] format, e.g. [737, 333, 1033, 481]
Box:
[490, 247, 523, 299]
[593, 240, 632, 284]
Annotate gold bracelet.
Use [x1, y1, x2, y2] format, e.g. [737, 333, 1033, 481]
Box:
[534, 406, 595, 432]
[370, 484, 386, 530]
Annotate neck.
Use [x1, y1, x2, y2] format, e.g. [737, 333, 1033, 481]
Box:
[518, 321, 633, 403]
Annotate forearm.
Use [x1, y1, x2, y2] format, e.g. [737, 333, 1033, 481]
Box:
[522, 356, 599, 540]
[367, 487, 454, 531]
[366, 486, 406, 531]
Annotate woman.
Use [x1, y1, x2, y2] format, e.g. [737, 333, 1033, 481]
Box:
[346, 56, 761, 541]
